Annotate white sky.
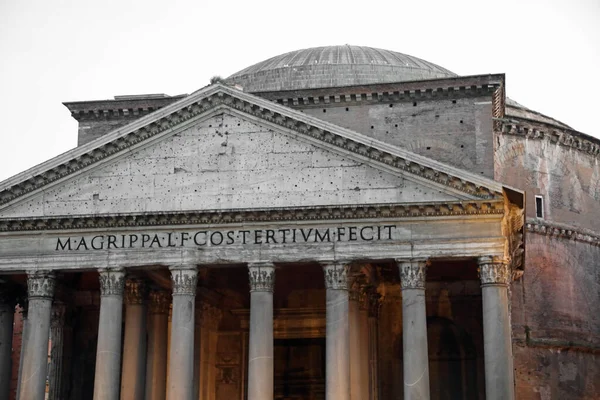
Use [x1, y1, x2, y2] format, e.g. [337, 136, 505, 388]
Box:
[0, 0, 598, 182]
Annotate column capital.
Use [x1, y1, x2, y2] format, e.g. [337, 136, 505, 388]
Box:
[248, 262, 275, 292]
[478, 256, 511, 286]
[98, 268, 126, 296]
[148, 290, 171, 314]
[124, 278, 148, 305]
[322, 262, 350, 290]
[27, 270, 56, 299]
[169, 265, 198, 296]
[396, 259, 427, 290]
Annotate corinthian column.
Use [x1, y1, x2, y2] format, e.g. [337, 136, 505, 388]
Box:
[247, 262, 275, 400]
[398, 259, 430, 400]
[348, 282, 361, 400]
[121, 279, 148, 400]
[93, 268, 126, 400]
[48, 302, 66, 400]
[145, 290, 170, 400]
[323, 262, 350, 400]
[19, 271, 55, 400]
[0, 288, 16, 400]
[167, 265, 198, 400]
[367, 290, 382, 400]
[478, 257, 515, 400]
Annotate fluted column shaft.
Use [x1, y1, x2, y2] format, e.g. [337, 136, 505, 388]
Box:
[48, 303, 66, 400]
[93, 268, 126, 400]
[121, 279, 148, 400]
[398, 259, 430, 400]
[247, 262, 275, 400]
[479, 257, 515, 400]
[323, 262, 350, 400]
[19, 271, 55, 400]
[0, 290, 15, 400]
[145, 290, 170, 400]
[167, 265, 198, 400]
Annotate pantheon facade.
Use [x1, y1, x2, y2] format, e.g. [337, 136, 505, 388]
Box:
[0, 46, 598, 400]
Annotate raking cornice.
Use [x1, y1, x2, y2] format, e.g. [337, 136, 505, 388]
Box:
[0, 84, 508, 210]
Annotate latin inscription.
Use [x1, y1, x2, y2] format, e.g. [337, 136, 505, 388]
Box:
[55, 225, 397, 251]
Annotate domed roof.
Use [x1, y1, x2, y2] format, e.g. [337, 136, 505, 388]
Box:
[227, 45, 457, 92]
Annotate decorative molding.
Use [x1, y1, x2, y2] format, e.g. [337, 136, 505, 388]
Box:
[148, 290, 170, 315]
[0, 85, 503, 209]
[248, 262, 275, 292]
[98, 268, 126, 296]
[397, 259, 427, 290]
[124, 279, 147, 305]
[0, 200, 505, 232]
[526, 219, 600, 247]
[478, 257, 510, 285]
[500, 120, 600, 158]
[323, 262, 349, 290]
[170, 265, 198, 296]
[27, 270, 56, 299]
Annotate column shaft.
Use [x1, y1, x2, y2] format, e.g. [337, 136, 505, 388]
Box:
[358, 295, 370, 400]
[323, 263, 350, 400]
[18, 271, 55, 400]
[367, 292, 381, 400]
[0, 297, 15, 400]
[479, 257, 515, 400]
[121, 279, 148, 400]
[145, 290, 170, 400]
[48, 303, 66, 400]
[93, 268, 126, 400]
[247, 262, 275, 400]
[398, 259, 430, 400]
[348, 290, 361, 400]
[167, 266, 198, 400]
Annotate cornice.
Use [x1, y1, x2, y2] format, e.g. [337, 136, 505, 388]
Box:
[499, 119, 600, 158]
[0, 200, 504, 232]
[526, 219, 600, 247]
[0, 85, 505, 209]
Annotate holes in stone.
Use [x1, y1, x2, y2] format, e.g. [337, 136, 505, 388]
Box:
[426, 147, 431, 150]
[237, 123, 240, 126]
[413, 102, 417, 106]
[389, 104, 393, 108]
[460, 145, 464, 148]
[395, 124, 398, 128]
[209, 124, 212, 127]
[345, 107, 349, 111]
[435, 115, 439, 118]
[460, 120, 464, 124]
[371, 126, 374, 129]
[323, 109, 327, 113]
[452, 100, 457, 104]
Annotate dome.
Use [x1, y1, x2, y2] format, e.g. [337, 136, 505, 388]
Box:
[226, 45, 457, 92]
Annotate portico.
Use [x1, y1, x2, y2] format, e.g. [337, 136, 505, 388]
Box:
[0, 83, 523, 399]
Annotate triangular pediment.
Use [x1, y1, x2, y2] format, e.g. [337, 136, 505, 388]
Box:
[0, 84, 506, 220]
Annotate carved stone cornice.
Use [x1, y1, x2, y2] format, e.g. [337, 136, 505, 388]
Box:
[500, 120, 600, 158]
[248, 262, 275, 292]
[148, 290, 170, 315]
[478, 257, 511, 286]
[170, 265, 198, 296]
[27, 271, 56, 299]
[98, 268, 126, 296]
[124, 279, 147, 305]
[0, 85, 503, 209]
[397, 259, 427, 290]
[526, 219, 600, 247]
[323, 263, 349, 290]
[0, 200, 504, 232]
[51, 303, 66, 328]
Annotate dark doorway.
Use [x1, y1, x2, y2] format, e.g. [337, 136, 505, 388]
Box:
[274, 338, 326, 400]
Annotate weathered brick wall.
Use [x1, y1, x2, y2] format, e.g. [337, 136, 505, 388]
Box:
[299, 96, 495, 178]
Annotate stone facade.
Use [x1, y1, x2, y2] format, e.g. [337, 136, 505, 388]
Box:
[0, 45, 597, 399]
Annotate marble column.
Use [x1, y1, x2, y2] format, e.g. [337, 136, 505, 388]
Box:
[121, 279, 148, 400]
[358, 290, 370, 400]
[48, 302, 66, 400]
[247, 262, 275, 400]
[145, 290, 170, 400]
[167, 265, 198, 400]
[398, 259, 430, 400]
[323, 262, 350, 400]
[93, 268, 126, 400]
[199, 303, 222, 400]
[0, 289, 15, 400]
[478, 257, 515, 400]
[348, 284, 361, 400]
[18, 270, 56, 400]
[367, 291, 382, 400]
[15, 300, 28, 400]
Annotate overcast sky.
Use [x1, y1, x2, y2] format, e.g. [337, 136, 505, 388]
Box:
[0, 0, 598, 181]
